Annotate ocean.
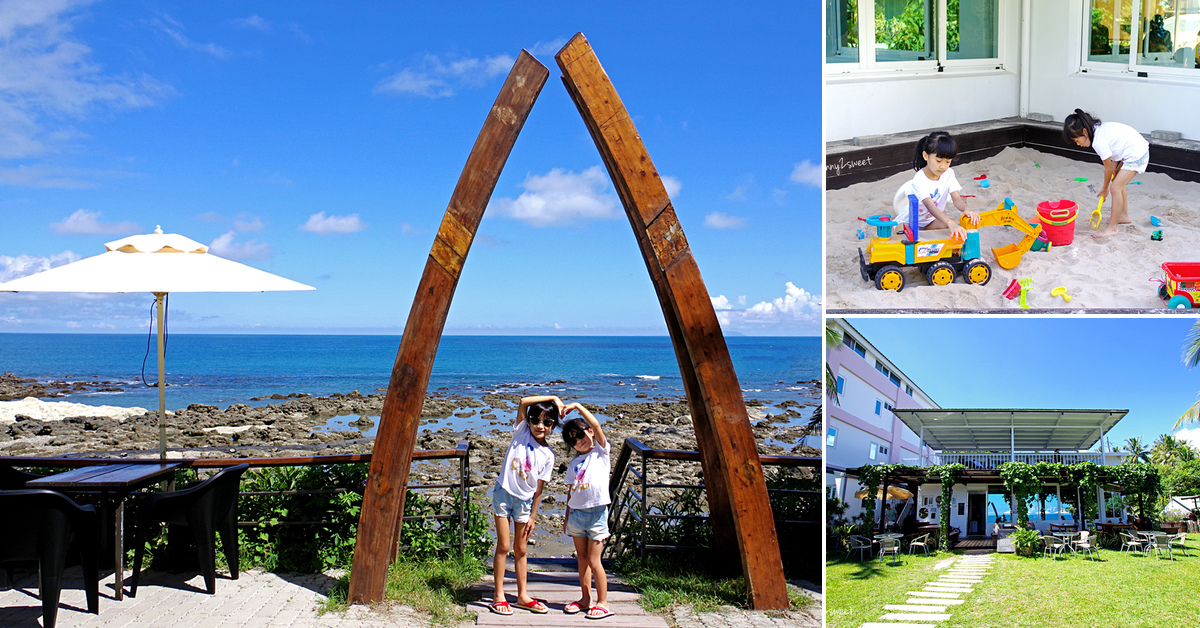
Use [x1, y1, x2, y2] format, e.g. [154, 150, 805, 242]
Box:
[0, 334, 818, 429]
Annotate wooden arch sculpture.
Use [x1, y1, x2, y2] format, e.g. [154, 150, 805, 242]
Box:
[349, 34, 787, 610]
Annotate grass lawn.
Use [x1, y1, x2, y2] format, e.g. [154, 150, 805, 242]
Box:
[828, 533, 1200, 628]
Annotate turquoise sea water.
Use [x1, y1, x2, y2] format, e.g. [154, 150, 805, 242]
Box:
[0, 334, 817, 417]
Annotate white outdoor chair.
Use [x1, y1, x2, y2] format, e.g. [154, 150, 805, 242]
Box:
[877, 537, 901, 566]
[1119, 532, 1146, 556]
[1074, 531, 1096, 561]
[1168, 532, 1190, 557]
[908, 533, 931, 557]
[1148, 534, 1174, 560]
[846, 535, 872, 561]
[1043, 534, 1068, 559]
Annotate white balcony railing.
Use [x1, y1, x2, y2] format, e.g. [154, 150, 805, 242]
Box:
[928, 452, 1108, 469]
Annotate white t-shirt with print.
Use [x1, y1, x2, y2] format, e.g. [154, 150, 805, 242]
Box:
[497, 420, 554, 501]
[1091, 122, 1149, 164]
[895, 168, 962, 228]
[565, 440, 611, 510]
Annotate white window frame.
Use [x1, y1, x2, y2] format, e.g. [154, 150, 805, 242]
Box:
[1076, 0, 1200, 82]
[869, 442, 880, 460]
[827, 426, 839, 448]
[827, 0, 1006, 78]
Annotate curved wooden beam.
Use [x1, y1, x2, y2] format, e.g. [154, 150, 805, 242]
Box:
[348, 51, 549, 604]
[555, 33, 787, 609]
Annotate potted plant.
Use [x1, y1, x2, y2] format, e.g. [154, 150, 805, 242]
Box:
[1010, 528, 1041, 557]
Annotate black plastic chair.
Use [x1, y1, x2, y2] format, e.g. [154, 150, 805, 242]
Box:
[0, 465, 46, 490]
[129, 463, 249, 596]
[0, 489, 100, 628]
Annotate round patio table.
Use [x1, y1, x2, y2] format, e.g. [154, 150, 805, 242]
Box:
[1052, 531, 1080, 557]
[874, 533, 903, 540]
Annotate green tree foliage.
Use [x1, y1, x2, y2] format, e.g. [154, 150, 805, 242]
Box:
[1175, 321, 1200, 428]
[1164, 459, 1200, 497]
[1123, 435, 1151, 463]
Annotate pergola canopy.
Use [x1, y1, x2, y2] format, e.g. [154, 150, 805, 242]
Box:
[892, 408, 1128, 452]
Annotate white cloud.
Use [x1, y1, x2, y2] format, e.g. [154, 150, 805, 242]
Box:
[712, 282, 822, 334]
[233, 215, 264, 232]
[527, 38, 568, 57]
[374, 52, 515, 98]
[661, 175, 682, 198]
[148, 14, 228, 59]
[301, 211, 366, 234]
[1175, 426, 1200, 451]
[208, 231, 272, 261]
[52, 209, 140, 235]
[0, 2, 172, 161]
[790, 160, 822, 187]
[726, 184, 749, 201]
[772, 189, 788, 204]
[711, 295, 733, 311]
[704, 212, 747, 229]
[0, 251, 81, 282]
[230, 15, 270, 31]
[490, 166, 619, 227]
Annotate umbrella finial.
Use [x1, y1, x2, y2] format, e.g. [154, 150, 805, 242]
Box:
[155, 225, 163, 234]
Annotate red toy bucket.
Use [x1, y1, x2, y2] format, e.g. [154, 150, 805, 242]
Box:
[1037, 200, 1077, 246]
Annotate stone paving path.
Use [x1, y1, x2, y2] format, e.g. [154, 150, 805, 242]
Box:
[857, 554, 995, 628]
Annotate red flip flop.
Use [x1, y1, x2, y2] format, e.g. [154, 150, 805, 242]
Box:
[489, 600, 513, 615]
[514, 599, 549, 614]
[564, 601, 586, 614]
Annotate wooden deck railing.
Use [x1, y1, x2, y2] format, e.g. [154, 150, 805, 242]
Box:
[0, 440, 473, 554]
[605, 437, 821, 561]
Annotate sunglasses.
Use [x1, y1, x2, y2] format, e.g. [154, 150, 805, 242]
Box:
[528, 417, 558, 428]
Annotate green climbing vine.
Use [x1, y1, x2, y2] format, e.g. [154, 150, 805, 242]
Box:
[927, 463, 965, 550]
[857, 463, 910, 539]
[1063, 462, 1102, 525]
[998, 462, 1040, 527]
[1113, 462, 1163, 526]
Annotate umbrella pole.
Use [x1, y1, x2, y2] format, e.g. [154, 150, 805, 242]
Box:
[155, 292, 167, 460]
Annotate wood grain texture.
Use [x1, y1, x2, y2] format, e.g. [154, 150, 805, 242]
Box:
[348, 51, 548, 604]
[555, 33, 787, 609]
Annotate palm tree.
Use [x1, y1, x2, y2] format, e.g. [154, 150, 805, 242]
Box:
[1175, 322, 1200, 428]
[1151, 434, 1182, 465]
[825, 320, 844, 405]
[1123, 436, 1151, 463]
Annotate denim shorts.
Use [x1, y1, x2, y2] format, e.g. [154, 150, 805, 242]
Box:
[1121, 150, 1149, 173]
[491, 485, 533, 523]
[566, 505, 610, 540]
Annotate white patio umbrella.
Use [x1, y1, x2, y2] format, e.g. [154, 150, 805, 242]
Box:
[0, 227, 314, 458]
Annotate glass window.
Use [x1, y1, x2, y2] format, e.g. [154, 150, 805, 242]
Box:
[875, 360, 888, 375]
[1089, 0, 1133, 64]
[889, 374, 901, 386]
[875, 0, 935, 62]
[906, 384, 914, 396]
[827, 426, 839, 447]
[875, 400, 883, 415]
[1136, 1, 1200, 69]
[827, 0, 861, 63]
[870, 442, 879, 460]
[948, 0, 999, 60]
[853, 341, 866, 357]
[836, 376, 845, 395]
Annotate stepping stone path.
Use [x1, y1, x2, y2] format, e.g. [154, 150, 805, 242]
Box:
[857, 554, 995, 628]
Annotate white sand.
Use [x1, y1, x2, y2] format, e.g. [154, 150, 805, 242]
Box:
[0, 397, 149, 423]
[827, 147, 1200, 310]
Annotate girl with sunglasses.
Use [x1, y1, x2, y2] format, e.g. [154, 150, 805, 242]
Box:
[489, 395, 562, 615]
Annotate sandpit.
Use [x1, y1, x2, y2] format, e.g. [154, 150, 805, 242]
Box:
[827, 146, 1200, 310]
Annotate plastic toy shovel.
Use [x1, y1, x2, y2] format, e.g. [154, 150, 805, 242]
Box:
[1090, 196, 1104, 229]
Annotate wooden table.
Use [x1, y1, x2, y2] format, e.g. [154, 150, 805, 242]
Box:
[28, 462, 181, 600]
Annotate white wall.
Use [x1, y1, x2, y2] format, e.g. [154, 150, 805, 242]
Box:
[1027, 3, 1200, 139]
[824, 0, 1023, 141]
[838, 371, 895, 432]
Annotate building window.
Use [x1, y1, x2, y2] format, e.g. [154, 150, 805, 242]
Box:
[869, 442, 879, 460]
[836, 376, 845, 396]
[1085, 1, 1200, 75]
[827, 426, 839, 448]
[879, 444, 890, 456]
[875, 400, 883, 415]
[906, 384, 914, 396]
[884, 402, 895, 412]
[889, 374, 901, 387]
[827, 0, 999, 73]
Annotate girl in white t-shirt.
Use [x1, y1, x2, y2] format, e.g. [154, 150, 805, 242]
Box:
[560, 403, 613, 619]
[894, 132, 981, 241]
[1063, 109, 1150, 238]
[489, 395, 560, 616]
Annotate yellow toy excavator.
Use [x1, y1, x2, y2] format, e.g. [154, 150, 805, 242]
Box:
[960, 198, 1046, 270]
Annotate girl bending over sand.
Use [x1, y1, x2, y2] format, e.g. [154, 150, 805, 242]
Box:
[1063, 109, 1149, 238]
[894, 131, 981, 241]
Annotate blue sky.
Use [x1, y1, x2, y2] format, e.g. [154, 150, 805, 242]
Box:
[0, 0, 821, 336]
[846, 317, 1200, 453]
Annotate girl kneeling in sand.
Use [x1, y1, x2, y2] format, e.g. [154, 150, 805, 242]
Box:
[894, 131, 981, 241]
[1063, 109, 1149, 238]
[561, 403, 614, 620]
[489, 395, 560, 615]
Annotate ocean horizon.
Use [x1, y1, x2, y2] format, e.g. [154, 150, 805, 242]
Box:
[1, 334, 817, 418]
